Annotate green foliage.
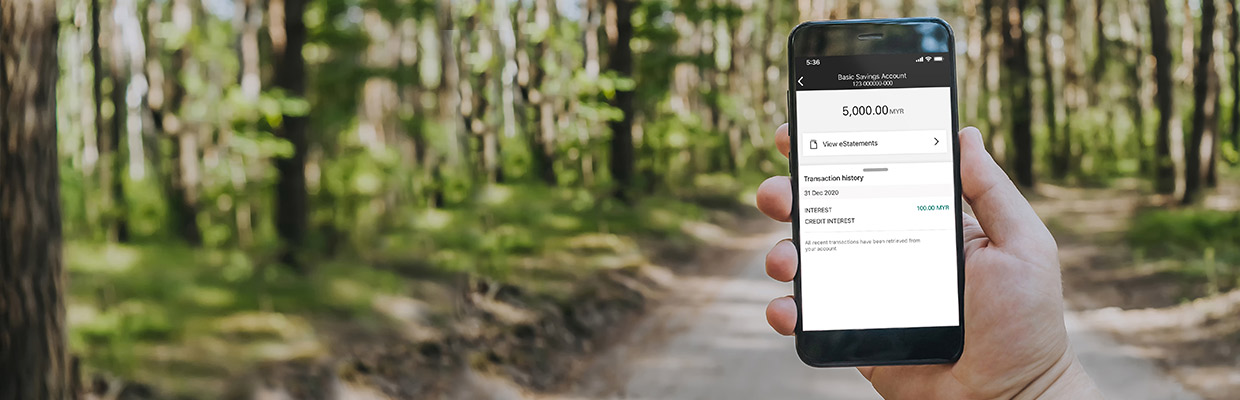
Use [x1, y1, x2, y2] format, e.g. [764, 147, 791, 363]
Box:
[62, 177, 732, 395]
[1129, 209, 1240, 260]
[1129, 208, 1240, 293]
[65, 241, 406, 382]
[375, 183, 709, 281]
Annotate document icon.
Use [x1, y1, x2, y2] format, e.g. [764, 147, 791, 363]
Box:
[809, 139, 819, 149]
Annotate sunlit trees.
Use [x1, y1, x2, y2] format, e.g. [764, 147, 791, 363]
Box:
[1184, 0, 1220, 204]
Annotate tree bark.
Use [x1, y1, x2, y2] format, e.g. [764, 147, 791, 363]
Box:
[1203, 6, 1222, 187]
[978, 0, 995, 133]
[107, 69, 129, 243]
[1037, 0, 1062, 178]
[0, 0, 71, 397]
[233, 0, 262, 247]
[1229, 0, 1240, 156]
[153, 51, 203, 246]
[1149, 0, 1176, 193]
[1091, 0, 1108, 87]
[158, 0, 202, 246]
[271, 0, 310, 269]
[964, 0, 984, 125]
[1204, 68, 1220, 186]
[90, 0, 107, 228]
[458, 15, 500, 184]
[92, 0, 128, 242]
[985, 0, 1006, 160]
[1183, 0, 1217, 204]
[1123, 0, 1149, 173]
[520, 0, 559, 185]
[1001, 0, 1035, 186]
[606, 0, 635, 201]
[1060, 0, 1082, 176]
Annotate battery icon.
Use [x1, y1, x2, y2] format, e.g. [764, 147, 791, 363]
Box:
[933, 56, 944, 62]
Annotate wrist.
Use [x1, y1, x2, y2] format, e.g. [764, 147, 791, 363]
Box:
[1017, 349, 1104, 400]
[1037, 355, 1103, 399]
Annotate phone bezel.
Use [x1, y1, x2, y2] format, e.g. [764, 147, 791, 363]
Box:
[787, 18, 966, 368]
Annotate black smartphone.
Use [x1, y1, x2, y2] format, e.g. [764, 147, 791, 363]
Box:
[787, 18, 965, 367]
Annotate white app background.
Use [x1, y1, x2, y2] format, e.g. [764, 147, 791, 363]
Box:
[796, 87, 960, 331]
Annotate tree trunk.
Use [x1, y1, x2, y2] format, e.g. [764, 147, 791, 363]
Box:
[239, 0, 261, 100]
[455, 12, 501, 184]
[1204, 69, 1220, 186]
[606, 0, 635, 201]
[169, 121, 203, 245]
[1203, 11, 1221, 187]
[1001, 0, 1035, 186]
[271, 0, 309, 269]
[107, 70, 129, 243]
[435, 0, 464, 206]
[92, 0, 129, 242]
[964, 0, 983, 124]
[1150, 0, 1176, 193]
[158, 0, 202, 245]
[0, 0, 71, 397]
[459, 16, 500, 184]
[1124, 0, 1149, 173]
[1037, 0, 1062, 178]
[1183, 0, 1217, 204]
[1060, 0, 1082, 177]
[985, 0, 1006, 160]
[1229, 0, 1240, 157]
[1091, 0, 1108, 88]
[847, 0, 862, 18]
[233, 0, 262, 247]
[978, 0, 995, 134]
[90, 0, 107, 232]
[524, 5, 558, 187]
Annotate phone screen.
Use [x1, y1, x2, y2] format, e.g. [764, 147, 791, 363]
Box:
[793, 53, 960, 332]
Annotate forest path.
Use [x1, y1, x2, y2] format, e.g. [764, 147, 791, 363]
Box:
[538, 185, 1206, 400]
[1035, 181, 1237, 400]
[547, 225, 881, 399]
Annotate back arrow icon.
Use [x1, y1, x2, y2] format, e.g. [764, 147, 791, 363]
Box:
[798, 76, 804, 86]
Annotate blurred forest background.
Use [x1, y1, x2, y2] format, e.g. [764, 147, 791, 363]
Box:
[1, 0, 1238, 397]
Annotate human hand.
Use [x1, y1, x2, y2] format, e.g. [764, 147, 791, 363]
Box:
[756, 125, 1103, 399]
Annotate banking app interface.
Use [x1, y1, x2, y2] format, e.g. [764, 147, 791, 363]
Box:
[794, 53, 959, 331]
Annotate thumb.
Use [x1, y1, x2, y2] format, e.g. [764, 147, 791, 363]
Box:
[958, 127, 1055, 258]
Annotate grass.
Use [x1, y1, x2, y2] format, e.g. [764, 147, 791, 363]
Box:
[65, 180, 749, 397]
[66, 242, 407, 394]
[1128, 208, 1240, 294]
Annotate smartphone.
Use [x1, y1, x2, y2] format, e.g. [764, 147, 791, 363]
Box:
[787, 18, 964, 367]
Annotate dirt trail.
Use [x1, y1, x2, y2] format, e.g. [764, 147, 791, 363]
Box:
[460, 183, 1235, 399]
[1032, 183, 1200, 400]
[1034, 181, 1239, 400]
[545, 206, 1205, 399]
[549, 226, 880, 400]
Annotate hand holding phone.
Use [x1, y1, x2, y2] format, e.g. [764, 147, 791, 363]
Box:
[759, 127, 1103, 398]
[757, 18, 1103, 398]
